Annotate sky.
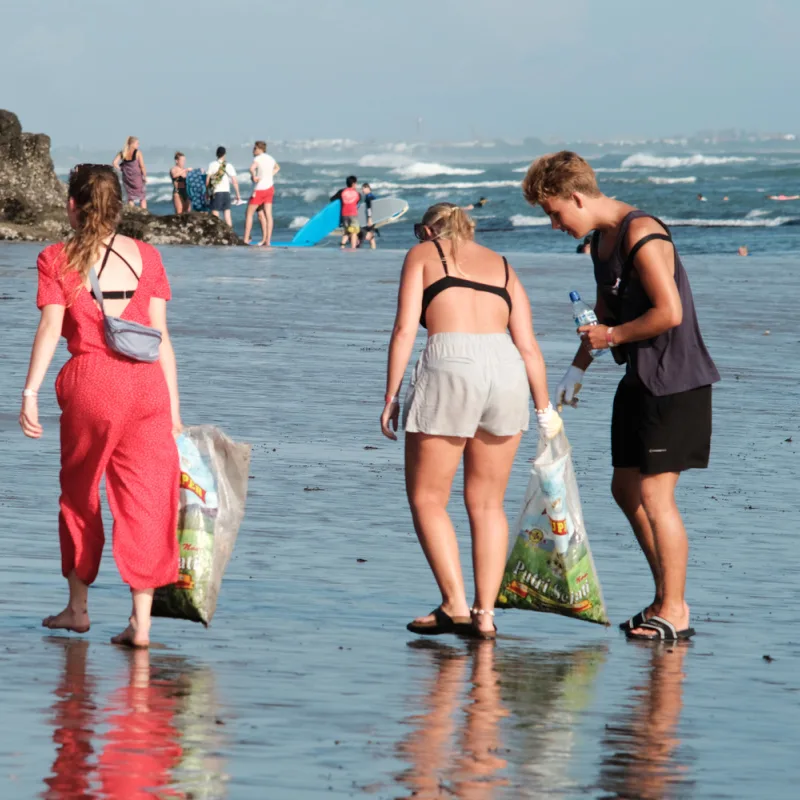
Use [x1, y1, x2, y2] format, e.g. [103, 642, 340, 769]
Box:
[2, 0, 799, 148]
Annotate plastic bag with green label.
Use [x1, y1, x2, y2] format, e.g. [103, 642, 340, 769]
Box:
[496, 430, 609, 625]
[153, 425, 251, 626]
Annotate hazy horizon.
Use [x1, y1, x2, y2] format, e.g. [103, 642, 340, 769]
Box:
[3, 0, 798, 149]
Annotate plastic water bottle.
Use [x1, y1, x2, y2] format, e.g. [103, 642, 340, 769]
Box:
[570, 291, 605, 359]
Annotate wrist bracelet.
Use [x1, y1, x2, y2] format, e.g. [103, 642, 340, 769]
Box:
[606, 327, 616, 347]
[22, 388, 38, 397]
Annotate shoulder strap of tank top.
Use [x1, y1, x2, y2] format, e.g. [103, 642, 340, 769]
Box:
[432, 240, 449, 275]
[618, 214, 674, 299]
[502, 257, 509, 287]
[622, 214, 673, 271]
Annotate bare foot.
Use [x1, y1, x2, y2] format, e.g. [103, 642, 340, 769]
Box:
[111, 617, 150, 648]
[43, 606, 90, 634]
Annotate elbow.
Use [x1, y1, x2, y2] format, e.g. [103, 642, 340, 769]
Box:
[392, 321, 418, 341]
[666, 305, 683, 329]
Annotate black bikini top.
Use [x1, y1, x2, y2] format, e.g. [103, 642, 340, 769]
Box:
[96, 234, 139, 300]
[420, 240, 512, 328]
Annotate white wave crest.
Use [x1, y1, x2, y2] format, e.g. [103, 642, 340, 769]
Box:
[621, 153, 756, 169]
[357, 153, 483, 179]
[303, 188, 326, 203]
[510, 214, 550, 227]
[144, 174, 174, 186]
[647, 176, 698, 185]
[289, 216, 310, 230]
[369, 179, 519, 191]
[663, 216, 795, 228]
[745, 209, 769, 219]
[392, 162, 484, 179]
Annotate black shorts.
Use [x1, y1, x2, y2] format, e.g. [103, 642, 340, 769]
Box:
[210, 191, 231, 212]
[611, 377, 712, 474]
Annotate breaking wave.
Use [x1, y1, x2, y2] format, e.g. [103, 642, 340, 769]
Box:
[621, 153, 756, 169]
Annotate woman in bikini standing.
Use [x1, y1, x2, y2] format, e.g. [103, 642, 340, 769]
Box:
[381, 203, 562, 639]
[113, 137, 148, 209]
[19, 164, 182, 647]
[170, 151, 191, 214]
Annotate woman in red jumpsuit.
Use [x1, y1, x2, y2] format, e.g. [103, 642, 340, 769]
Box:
[19, 164, 182, 648]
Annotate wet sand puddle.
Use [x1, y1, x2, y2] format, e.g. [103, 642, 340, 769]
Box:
[1, 244, 799, 798]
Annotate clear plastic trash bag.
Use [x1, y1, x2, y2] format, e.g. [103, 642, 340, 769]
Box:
[496, 430, 609, 625]
[153, 425, 251, 626]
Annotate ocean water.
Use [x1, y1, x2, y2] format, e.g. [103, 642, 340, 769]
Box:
[118, 148, 800, 255]
[1, 242, 800, 798]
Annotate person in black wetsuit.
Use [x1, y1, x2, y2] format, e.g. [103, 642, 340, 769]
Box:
[522, 151, 720, 643]
[358, 182, 378, 249]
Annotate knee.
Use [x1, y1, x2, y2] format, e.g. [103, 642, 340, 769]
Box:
[611, 477, 640, 517]
[408, 489, 447, 518]
[464, 490, 504, 520]
[639, 479, 676, 517]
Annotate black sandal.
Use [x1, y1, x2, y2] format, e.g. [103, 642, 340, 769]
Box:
[625, 615, 695, 642]
[407, 606, 472, 636]
[618, 608, 650, 632]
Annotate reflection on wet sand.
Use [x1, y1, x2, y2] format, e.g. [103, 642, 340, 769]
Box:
[599, 644, 692, 800]
[397, 640, 608, 799]
[41, 639, 228, 799]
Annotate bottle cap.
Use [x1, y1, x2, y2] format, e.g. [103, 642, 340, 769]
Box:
[569, 291, 580, 302]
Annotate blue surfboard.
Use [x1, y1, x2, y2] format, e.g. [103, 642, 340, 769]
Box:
[273, 200, 341, 248]
[186, 169, 209, 212]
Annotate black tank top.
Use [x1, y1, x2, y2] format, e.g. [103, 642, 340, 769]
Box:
[420, 241, 512, 328]
[592, 210, 719, 396]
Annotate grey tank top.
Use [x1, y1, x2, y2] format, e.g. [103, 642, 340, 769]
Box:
[592, 210, 720, 396]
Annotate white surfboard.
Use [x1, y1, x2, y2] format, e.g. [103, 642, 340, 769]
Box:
[332, 196, 409, 234]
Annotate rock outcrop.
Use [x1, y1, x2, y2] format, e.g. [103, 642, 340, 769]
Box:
[118, 208, 241, 246]
[0, 110, 240, 245]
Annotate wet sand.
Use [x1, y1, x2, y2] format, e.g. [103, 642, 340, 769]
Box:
[1, 243, 798, 798]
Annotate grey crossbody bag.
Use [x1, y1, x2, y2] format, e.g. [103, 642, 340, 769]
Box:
[88, 235, 163, 363]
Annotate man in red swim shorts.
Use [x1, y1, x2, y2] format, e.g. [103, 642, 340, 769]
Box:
[244, 141, 280, 246]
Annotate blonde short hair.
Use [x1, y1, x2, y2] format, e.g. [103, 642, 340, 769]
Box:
[522, 150, 600, 206]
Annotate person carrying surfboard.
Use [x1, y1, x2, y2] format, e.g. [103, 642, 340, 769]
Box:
[359, 182, 378, 250]
[330, 176, 361, 250]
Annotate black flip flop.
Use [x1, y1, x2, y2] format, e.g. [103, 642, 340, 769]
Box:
[407, 606, 472, 636]
[618, 608, 650, 632]
[625, 615, 695, 642]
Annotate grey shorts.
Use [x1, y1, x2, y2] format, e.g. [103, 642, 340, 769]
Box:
[403, 333, 530, 437]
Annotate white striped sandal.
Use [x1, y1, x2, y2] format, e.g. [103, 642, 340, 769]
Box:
[625, 615, 695, 642]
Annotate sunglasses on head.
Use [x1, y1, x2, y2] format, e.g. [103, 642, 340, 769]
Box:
[414, 223, 439, 242]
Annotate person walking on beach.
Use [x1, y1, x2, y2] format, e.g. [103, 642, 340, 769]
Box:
[522, 151, 720, 642]
[206, 146, 240, 227]
[359, 182, 377, 250]
[243, 141, 280, 246]
[170, 152, 191, 214]
[113, 137, 147, 209]
[19, 164, 183, 648]
[380, 203, 562, 639]
[330, 176, 361, 249]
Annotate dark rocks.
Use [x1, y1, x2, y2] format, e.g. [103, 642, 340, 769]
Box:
[118, 208, 241, 246]
[0, 110, 240, 246]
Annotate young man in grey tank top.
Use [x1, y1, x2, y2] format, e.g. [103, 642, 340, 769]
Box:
[521, 151, 720, 643]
